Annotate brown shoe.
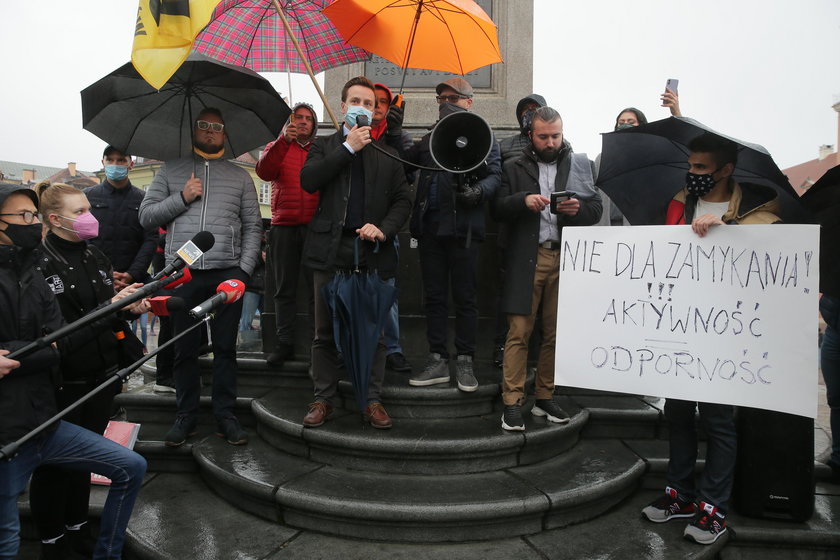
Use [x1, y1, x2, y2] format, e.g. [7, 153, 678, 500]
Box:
[363, 402, 393, 429]
[303, 401, 333, 428]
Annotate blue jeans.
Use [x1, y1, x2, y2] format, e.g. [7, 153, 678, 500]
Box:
[820, 295, 840, 465]
[383, 277, 402, 355]
[239, 291, 263, 332]
[0, 421, 147, 559]
[664, 399, 737, 511]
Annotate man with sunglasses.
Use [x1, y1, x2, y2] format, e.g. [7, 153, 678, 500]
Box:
[139, 107, 262, 448]
[389, 77, 502, 394]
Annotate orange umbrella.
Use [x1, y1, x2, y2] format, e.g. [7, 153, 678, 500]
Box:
[323, 0, 503, 91]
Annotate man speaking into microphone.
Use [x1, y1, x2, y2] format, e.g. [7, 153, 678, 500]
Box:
[139, 107, 262, 446]
[300, 76, 411, 430]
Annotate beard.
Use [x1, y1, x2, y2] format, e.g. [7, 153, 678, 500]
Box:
[535, 146, 558, 163]
[194, 139, 224, 154]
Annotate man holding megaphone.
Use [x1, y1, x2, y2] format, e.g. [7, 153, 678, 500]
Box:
[389, 77, 502, 394]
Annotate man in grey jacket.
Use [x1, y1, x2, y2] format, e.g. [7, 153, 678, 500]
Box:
[139, 107, 262, 447]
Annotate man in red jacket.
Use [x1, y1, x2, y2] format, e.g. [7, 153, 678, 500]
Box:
[256, 102, 319, 366]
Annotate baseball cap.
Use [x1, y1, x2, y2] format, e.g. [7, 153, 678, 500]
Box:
[435, 77, 474, 98]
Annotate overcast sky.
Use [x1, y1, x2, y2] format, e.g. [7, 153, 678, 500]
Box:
[1, 0, 838, 173]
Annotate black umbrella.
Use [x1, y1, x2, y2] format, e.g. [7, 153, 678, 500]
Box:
[801, 164, 840, 295]
[321, 239, 398, 411]
[81, 52, 290, 161]
[597, 116, 811, 225]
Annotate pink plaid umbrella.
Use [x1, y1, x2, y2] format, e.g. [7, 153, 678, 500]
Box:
[195, 0, 368, 74]
[194, 0, 370, 128]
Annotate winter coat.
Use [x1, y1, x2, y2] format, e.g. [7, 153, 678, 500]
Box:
[404, 131, 501, 242]
[85, 180, 158, 282]
[256, 137, 319, 226]
[300, 129, 412, 278]
[493, 145, 602, 315]
[139, 155, 263, 275]
[665, 181, 781, 226]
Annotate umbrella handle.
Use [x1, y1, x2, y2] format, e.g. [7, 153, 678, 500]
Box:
[271, 0, 341, 130]
[354, 236, 380, 272]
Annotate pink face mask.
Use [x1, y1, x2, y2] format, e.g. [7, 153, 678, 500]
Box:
[58, 212, 99, 240]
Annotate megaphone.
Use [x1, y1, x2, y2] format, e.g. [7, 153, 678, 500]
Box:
[429, 112, 494, 174]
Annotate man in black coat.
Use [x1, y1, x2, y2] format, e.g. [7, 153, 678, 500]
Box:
[299, 76, 412, 430]
[493, 107, 602, 432]
[85, 146, 157, 289]
[389, 77, 502, 393]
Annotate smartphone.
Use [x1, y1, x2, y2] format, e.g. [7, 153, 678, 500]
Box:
[666, 78, 679, 94]
[550, 191, 573, 213]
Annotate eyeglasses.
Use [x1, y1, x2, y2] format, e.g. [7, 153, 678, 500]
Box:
[0, 211, 39, 224]
[196, 120, 225, 132]
[436, 94, 470, 104]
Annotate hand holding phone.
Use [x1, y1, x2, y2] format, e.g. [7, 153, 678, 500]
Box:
[550, 191, 574, 214]
[665, 78, 679, 94]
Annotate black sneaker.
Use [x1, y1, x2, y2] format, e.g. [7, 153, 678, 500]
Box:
[216, 416, 248, 445]
[164, 415, 197, 447]
[386, 352, 412, 372]
[455, 355, 478, 392]
[39, 538, 87, 560]
[65, 526, 95, 557]
[532, 399, 570, 423]
[641, 486, 696, 523]
[409, 353, 449, 386]
[153, 378, 176, 394]
[501, 404, 525, 431]
[683, 501, 727, 544]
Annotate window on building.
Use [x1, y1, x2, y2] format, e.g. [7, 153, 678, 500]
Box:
[259, 182, 271, 205]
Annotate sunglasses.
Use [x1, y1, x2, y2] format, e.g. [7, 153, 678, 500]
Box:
[196, 120, 225, 132]
[436, 94, 470, 104]
[0, 210, 39, 224]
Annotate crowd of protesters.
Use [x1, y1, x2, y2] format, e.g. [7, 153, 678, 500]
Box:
[1, 72, 836, 557]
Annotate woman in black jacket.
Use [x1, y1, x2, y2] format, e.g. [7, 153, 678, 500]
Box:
[26, 182, 148, 560]
[0, 182, 146, 560]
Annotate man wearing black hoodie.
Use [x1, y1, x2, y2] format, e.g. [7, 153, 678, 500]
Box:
[499, 93, 547, 165]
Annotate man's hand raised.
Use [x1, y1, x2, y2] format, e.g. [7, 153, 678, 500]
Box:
[346, 124, 372, 152]
[182, 173, 203, 204]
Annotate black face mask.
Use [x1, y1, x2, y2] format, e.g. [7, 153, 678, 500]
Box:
[0, 222, 42, 251]
[438, 102, 467, 120]
[685, 170, 720, 197]
[520, 109, 536, 134]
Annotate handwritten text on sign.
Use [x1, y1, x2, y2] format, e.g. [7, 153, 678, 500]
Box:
[555, 225, 819, 418]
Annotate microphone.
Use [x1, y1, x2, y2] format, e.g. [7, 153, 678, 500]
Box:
[357, 114, 370, 127]
[188, 279, 246, 319]
[149, 296, 186, 317]
[151, 231, 215, 281]
[162, 267, 192, 290]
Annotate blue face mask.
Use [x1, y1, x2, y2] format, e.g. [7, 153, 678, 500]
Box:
[344, 105, 373, 128]
[104, 165, 129, 182]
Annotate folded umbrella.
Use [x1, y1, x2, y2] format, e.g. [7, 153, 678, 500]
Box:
[81, 52, 291, 161]
[321, 238, 398, 411]
[597, 116, 811, 225]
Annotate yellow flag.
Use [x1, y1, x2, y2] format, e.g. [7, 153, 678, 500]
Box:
[132, 0, 220, 90]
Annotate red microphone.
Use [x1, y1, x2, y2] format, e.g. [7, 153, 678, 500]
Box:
[161, 267, 192, 290]
[188, 279, 246, 319]
[149, 296, 186, 317]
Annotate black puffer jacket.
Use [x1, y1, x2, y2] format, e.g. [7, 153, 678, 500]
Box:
[86, 181, 158, 282]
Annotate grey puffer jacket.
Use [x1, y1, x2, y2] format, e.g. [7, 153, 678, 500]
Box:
[139, 155, 262, 275]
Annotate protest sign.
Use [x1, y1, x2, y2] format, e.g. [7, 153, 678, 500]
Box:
[556, 224, 819, 418]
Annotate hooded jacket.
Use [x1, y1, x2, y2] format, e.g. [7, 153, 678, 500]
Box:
[139, 154, 263, 275]
[665, 181, 781, 226]
[499, 93, 547, 165]
[256, 103, 320, 226]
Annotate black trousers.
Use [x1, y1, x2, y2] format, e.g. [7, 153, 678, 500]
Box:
[171, 267, 244, 420]
[268, 224, 314, 345]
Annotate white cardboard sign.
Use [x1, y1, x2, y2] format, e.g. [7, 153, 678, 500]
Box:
[556, 225, 819, 418]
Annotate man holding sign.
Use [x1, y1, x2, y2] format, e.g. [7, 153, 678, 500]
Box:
[641, 133, 781, 544]
[493, 106, 602, 431]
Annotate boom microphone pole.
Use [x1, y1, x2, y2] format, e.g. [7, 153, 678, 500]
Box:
[0, 304, 203, 462]
[6, 268, 192, 361]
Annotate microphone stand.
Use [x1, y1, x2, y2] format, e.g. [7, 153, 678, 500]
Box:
[0, 316, 210, 461]
[6, 269, 189, 361]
